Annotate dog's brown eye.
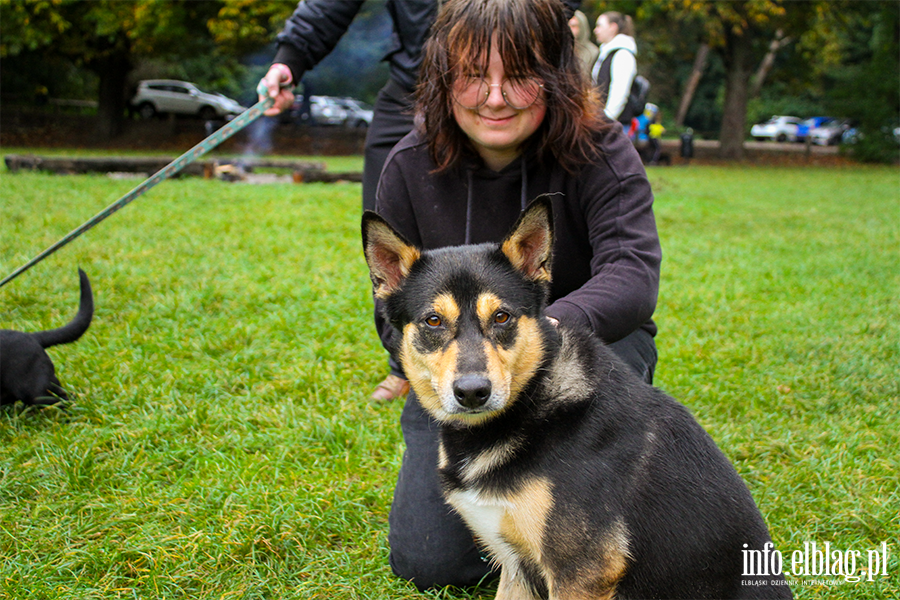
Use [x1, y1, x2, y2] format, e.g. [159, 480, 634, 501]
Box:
[494, 311, 510, 324]
[426, 315, 442, 327]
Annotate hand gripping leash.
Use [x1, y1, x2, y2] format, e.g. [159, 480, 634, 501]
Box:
[0, 87, 277, 289]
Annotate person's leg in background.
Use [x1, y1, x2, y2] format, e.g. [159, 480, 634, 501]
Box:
[362, 79, 415, 211]
[363, 79, 417, 401]
[606, 328, 657, 384]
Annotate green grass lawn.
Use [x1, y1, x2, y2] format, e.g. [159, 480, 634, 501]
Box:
[1, 158, 897, 599]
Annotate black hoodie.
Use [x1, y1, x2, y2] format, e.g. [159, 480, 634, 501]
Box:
[374, 124, 661, 351]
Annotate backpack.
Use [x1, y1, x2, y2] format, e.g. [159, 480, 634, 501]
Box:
[627, 75, 651, 122]
[595, 48, 651, 124]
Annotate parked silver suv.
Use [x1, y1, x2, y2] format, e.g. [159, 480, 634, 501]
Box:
[131, 80, 244, 120]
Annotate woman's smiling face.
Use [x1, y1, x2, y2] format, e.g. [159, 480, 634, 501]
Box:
[451, 35, 547, 172]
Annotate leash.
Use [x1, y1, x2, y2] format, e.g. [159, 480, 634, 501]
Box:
[0, 86, 278, 289]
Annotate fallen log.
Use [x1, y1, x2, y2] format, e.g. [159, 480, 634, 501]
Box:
[4, 154, 327, 177]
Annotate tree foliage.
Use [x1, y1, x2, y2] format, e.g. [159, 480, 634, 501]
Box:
[822, 1, 899, 163]
[2, 0, 896, 162]
[0, 0, 227, 137]
[206, 0, 297, 56]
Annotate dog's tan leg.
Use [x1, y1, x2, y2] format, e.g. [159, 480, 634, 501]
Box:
[550, 586, 616, 600]
[548, 565, 624, 600]
[495, 566, 542, 600]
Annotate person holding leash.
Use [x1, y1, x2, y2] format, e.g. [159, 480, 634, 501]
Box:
[591, 11, 639, 125]
[258, 0, 583, 402]
[372, 0, 661, 589]
[257, 0, 436, 402]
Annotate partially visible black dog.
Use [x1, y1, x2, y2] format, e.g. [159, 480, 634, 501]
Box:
[1, 269, 93, 406]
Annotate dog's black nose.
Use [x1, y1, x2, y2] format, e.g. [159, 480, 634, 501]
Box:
[453, 375, 492, 408]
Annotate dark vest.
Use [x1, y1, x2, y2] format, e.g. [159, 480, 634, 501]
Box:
[594, 48, 634, 125]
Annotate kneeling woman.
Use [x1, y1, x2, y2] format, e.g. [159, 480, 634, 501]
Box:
[373, 0, 662, 589]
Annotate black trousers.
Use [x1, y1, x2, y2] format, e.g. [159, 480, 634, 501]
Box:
[364, 79, 417, 378]
[387, 328, 658, 590]
[362, 79, 416, 212]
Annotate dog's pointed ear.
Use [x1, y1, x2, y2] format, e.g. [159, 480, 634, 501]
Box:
[501, 196, 553, 283]
[362, 211, 421, 299]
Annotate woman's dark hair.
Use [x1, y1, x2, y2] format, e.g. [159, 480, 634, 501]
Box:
[416, 0, 607, 173]
[601, 11, 635, 37]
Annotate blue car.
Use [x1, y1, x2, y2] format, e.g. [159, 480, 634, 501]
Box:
[796, 117, 834, 143]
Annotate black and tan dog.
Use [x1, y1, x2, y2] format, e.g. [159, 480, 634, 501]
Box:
[363, 199, 791, 599]
[1, 269, 93, 406]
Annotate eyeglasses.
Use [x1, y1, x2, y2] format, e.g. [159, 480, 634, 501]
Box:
[452, 76, 544, 110]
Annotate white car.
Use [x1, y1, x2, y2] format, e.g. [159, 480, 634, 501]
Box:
[131, 80, 245, 120]
[336, 97, 374, 128]
[309, 96, 349, 126]
[809, 120, 852, 146]
[750, 115, 801, 142]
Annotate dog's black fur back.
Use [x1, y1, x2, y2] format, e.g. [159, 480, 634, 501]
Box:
[1, 269, 93, 406]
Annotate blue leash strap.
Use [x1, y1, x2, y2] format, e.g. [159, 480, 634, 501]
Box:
[0, 94, 275, 288]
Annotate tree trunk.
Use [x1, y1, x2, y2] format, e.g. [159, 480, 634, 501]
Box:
[93, 52, 131, 140]
[719, 30, 754, 160]
[750, 29, 790, 98]
[676, 43, 710, 128]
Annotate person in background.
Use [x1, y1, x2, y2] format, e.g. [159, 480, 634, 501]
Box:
[568, 9, 599, 79]
[631, 102, 664, 165]
[374, 0, 660, 589]
[259, 0, 579, 402]
[591, 10, 638, 125]
[647, 104, 666, 165]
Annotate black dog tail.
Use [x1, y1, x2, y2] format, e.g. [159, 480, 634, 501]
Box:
[33, 268, 94, 348]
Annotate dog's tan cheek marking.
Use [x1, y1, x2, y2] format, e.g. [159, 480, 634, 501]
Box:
[482, 342, 512, 407]
[404, 336, 460, 422]
[418, 294, 461, 415]
[499, 477, 553, 571]
[475, 292, 542, 414]
[495, 315, 544, 400]
[400, 323, 443, 417]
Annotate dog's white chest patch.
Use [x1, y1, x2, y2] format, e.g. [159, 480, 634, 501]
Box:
[447, 488, 509, 549]
[446, 477, 553, 568]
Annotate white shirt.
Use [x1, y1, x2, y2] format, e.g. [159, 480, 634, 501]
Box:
[591, 34, 637, 121]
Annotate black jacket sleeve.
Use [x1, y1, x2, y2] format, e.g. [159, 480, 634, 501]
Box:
[273, 0, 366, 82]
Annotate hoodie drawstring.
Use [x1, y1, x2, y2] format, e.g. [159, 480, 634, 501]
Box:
[520, 154, 528, 210]
[465, 169, 474, 245]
